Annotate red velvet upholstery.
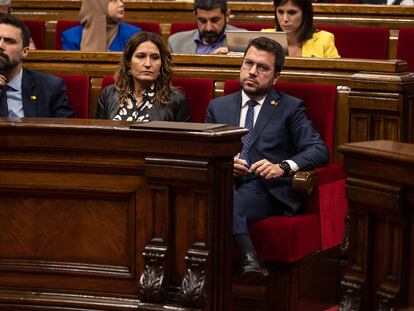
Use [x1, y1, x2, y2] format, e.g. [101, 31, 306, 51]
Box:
[169, 23, 196, 35]
[24, 20, 46, 49]
[171, 77, 214, 123]
[55, 20, 161, 49]
[57, 74, 90, 119]
[100, 76, 214, 123]
[396, 28, 414, 72]
[316, 25, 389, 59]
[224, 79, 347, 263]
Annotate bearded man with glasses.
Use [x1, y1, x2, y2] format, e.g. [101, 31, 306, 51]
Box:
[205, 37, 329, 283]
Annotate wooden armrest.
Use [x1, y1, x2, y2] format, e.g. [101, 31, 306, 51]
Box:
[292, 170, 319, 195]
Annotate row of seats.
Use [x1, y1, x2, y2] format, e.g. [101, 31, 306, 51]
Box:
[24, 19, 414, 69]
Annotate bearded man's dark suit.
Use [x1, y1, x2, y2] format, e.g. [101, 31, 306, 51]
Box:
[0, 68, 75, 118]
[205, 88, 329, 235]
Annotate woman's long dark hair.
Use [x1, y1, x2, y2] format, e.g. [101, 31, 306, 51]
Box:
[273, 0, 315, 44]
[114, 32, 175, 106]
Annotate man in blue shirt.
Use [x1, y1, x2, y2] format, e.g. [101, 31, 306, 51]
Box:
[0, 14, 74, 118]
[168, 0, 241, 54]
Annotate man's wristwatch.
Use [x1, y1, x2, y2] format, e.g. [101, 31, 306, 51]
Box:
[279, 161, 292, 177]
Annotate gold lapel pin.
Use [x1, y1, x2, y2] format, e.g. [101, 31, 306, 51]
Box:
[271, 100, 278, 106]
[30, 95, 37, 100]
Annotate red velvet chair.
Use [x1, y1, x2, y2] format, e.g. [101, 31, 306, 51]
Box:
[57, 74, 90, 119]
[396, 28, 414, 72]
[169, 22, 196, 36]
[24, 20, 46, 49]
[232, 24, 271, 31]
[55, 20, 161, 49]
[316, 25, 389, 59]
[100, 76, 214, 123]
[224, 80, 347, 310]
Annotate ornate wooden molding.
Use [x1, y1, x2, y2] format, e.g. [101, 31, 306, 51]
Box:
[339, 280, 362, 311]
[139, 245, 168, 303]
[179, 248, 208, 308]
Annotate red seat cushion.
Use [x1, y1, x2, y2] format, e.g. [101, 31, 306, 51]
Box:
[24, 20, 46, 49]
[170, 23, 196, 35]
[57, 74, 90, 119]
[316, 25, 389, 59]
[250, 215, 321, 263]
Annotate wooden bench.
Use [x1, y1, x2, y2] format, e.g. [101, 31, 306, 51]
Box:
[12, 0, 414, 58]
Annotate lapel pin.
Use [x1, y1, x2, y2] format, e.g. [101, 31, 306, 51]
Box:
[271, 100, 278, 106]
[30, 95, 37, 100]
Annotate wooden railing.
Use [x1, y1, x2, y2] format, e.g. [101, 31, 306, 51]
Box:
[13, 0, 414, 57]
[23, 50, 414, 163]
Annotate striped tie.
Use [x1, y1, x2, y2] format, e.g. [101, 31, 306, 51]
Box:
[239, 100, 258, 163]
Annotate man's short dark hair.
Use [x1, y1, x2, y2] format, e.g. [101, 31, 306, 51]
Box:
[0, 13, 30, 48]
[244, 37, 285, 74]
[194, 0, 228, 15]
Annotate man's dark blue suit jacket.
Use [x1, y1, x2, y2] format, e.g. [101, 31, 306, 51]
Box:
[205, 88, 329, 214]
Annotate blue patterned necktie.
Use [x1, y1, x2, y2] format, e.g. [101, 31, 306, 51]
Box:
[239, 100, 258, 162]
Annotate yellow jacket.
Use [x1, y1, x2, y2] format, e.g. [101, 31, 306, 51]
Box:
[262, 29, 340, 58]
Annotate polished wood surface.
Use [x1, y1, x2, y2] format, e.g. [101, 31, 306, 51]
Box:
[23, 51, 414, 164]
[0, 118, 246, 311]
[338, 140, 414, 310]
[12, 0, 414, 57]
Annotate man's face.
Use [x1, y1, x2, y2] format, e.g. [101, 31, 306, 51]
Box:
[0, 24, 28, 73]
[239, 46, 279, 100]
[195, 7, 227, 45]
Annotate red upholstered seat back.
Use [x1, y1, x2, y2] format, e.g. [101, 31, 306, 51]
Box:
[316, 25, 389, 59]
[232, 24, 271, 31]
[171, 77, 214, 123]
[223, 80, 336, 156]
[24, 20, 46, 49]
[57, 74, 90, 118]
[55, 20, 161, 49]
[170, 23, 196, 35]
[100, 76, 214, 123]
[396, 28, 414, 72]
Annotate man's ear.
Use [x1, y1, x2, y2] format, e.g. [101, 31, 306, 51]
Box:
[21, 46, 29, 59]
[225, 9, 231, 23]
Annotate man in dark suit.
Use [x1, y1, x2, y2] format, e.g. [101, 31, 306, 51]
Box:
[205, 37, 329, 282]
[0, 14, 75, 118]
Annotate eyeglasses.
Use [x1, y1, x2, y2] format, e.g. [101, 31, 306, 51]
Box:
[241, 59, 272, 75]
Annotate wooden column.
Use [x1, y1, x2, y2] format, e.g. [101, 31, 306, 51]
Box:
[338, 140, 414, 310]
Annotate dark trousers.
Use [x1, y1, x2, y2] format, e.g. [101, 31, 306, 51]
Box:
[233, 177, 288, 235]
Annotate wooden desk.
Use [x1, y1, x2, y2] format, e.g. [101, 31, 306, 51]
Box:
[338, 140, 414, 310]
[23, 51, 414, 163]
[13, 0, 414, 57]
[0, 118, 246, 311]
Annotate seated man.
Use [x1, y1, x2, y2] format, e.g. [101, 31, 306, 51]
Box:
[168, 0, 241, 55]
[205, 37, 329, 282]
[0, 14, 75, 118]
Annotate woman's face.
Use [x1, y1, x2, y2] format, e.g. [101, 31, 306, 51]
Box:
[130, 41, 162, 85]
[276, 1, 303, 36]
[107, 0, 125, 23]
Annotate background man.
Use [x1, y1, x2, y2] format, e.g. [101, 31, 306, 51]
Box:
[0, 14, 75, 118]
[206, 37, 329, 282]
[168, 0, 241, 54]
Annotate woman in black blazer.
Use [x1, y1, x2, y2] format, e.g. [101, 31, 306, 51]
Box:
[96, 32, 191, 122]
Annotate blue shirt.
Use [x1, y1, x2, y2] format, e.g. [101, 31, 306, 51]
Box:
[7, 68, 24, 118]
[194, 29, 226, 54]
[62, 23, 141, 51]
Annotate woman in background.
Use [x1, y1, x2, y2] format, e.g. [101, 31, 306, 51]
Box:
[62, 0, 141, 51]
[96, 32, 191, 122]
[265, 0, 339, 58]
